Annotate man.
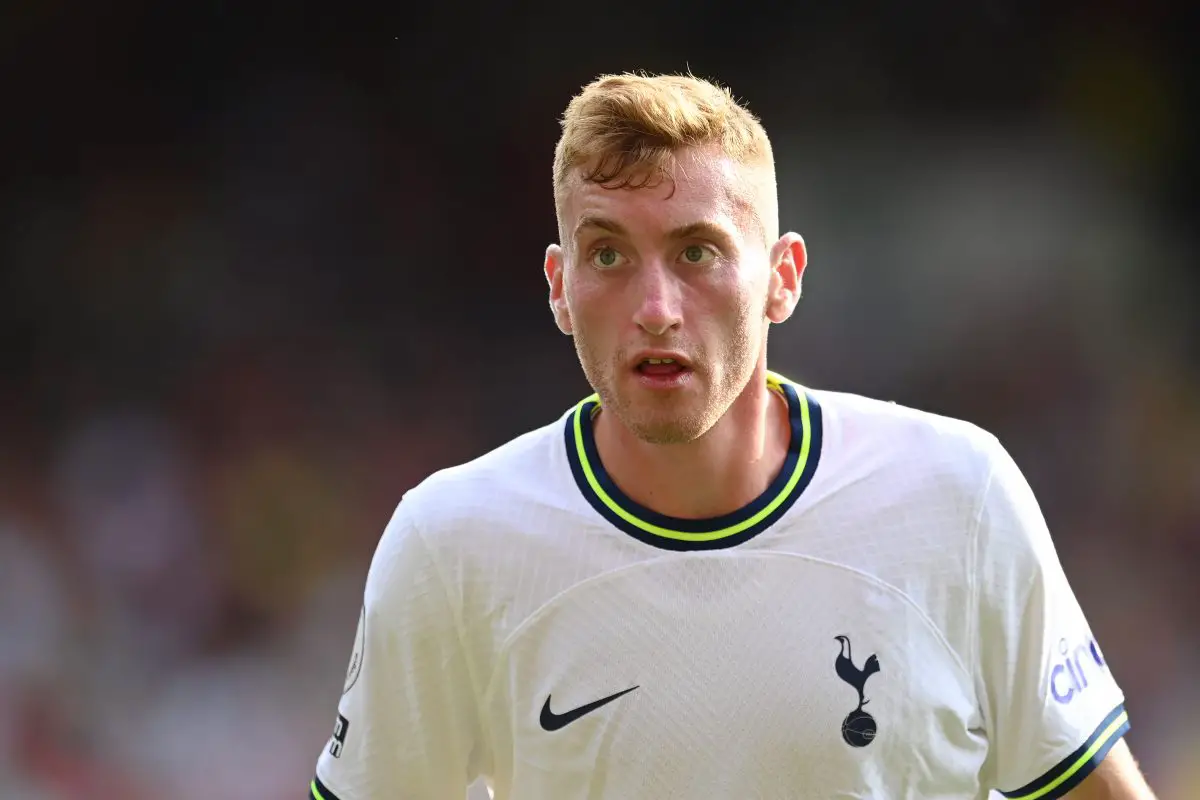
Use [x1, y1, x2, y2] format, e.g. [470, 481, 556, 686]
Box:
[308, 73, 1157, 799]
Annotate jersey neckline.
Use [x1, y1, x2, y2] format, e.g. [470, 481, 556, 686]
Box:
[564, 371, 823, 551]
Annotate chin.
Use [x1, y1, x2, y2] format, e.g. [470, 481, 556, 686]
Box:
[626, 423, 697, 446]
[594, 376, 714, 444]
[622, 408, 711, 445]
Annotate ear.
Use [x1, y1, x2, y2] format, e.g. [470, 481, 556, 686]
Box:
[545, 244, 573, 335]
[765, 232, 806, 324]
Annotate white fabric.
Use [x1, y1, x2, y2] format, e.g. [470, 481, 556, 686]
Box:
[312, 382, 1125, 799]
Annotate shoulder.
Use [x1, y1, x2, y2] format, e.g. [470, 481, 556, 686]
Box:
[362, 404, 598, 644]
[802, 386, 1041, 571]
[405, 410, 572, 522]
[362, 406, 576, 585]
[809, 388, 1053, 583]
[374, 404, 587, 566]
[809, 387, 1006, 493]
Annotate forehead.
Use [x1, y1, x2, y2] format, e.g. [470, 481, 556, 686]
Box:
[561, 148, 760, 242]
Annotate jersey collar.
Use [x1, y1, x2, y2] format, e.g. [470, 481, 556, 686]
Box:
[564, 371, 823, 551]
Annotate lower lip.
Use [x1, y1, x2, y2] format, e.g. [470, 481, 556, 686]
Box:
[634, 366, 693, 390]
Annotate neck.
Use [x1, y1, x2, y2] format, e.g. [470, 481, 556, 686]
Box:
[593, 365, 791, 519]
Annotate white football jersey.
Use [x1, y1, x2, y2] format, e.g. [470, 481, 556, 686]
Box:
[310, 372, 1127, 800]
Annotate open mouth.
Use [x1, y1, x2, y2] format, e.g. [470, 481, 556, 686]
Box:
[636, 357, 687, 376]
[634, 357, 692, 385]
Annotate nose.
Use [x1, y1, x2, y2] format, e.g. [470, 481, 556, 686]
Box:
[631, 262, 683, 336]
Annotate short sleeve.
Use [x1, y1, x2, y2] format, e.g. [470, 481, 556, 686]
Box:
[974, 437, 1128, 800]
[309, 500, 487, 799]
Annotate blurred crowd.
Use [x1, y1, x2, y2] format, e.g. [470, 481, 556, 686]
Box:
[1, 3, 1196, 799]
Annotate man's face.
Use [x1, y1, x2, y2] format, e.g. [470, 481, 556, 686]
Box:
[546, 146, 798, 444]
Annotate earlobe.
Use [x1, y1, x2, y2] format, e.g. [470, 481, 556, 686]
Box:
[545, 244, 573, 335]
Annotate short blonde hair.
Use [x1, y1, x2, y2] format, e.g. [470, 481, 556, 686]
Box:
[553, 72, 776, 238]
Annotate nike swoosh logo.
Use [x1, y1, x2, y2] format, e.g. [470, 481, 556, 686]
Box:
[539, 685, 638, 731]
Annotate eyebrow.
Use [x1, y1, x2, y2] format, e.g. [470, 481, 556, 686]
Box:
[573, 215, 628, 239]
[573, 216, 735, 246]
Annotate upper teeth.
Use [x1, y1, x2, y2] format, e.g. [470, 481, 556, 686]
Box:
[646, 358, 675, 364]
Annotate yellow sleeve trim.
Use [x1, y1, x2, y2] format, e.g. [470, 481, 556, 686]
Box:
[1001, 704, 1130, 800]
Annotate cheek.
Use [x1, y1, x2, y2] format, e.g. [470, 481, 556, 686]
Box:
[733, 268, 772, 320]
[564, 272, 600, 319]
[564, 273, 617, 339]
[700, 272, 761, 328]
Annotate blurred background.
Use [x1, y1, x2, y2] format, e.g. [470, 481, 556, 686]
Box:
[1, 2, 1196, 798]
